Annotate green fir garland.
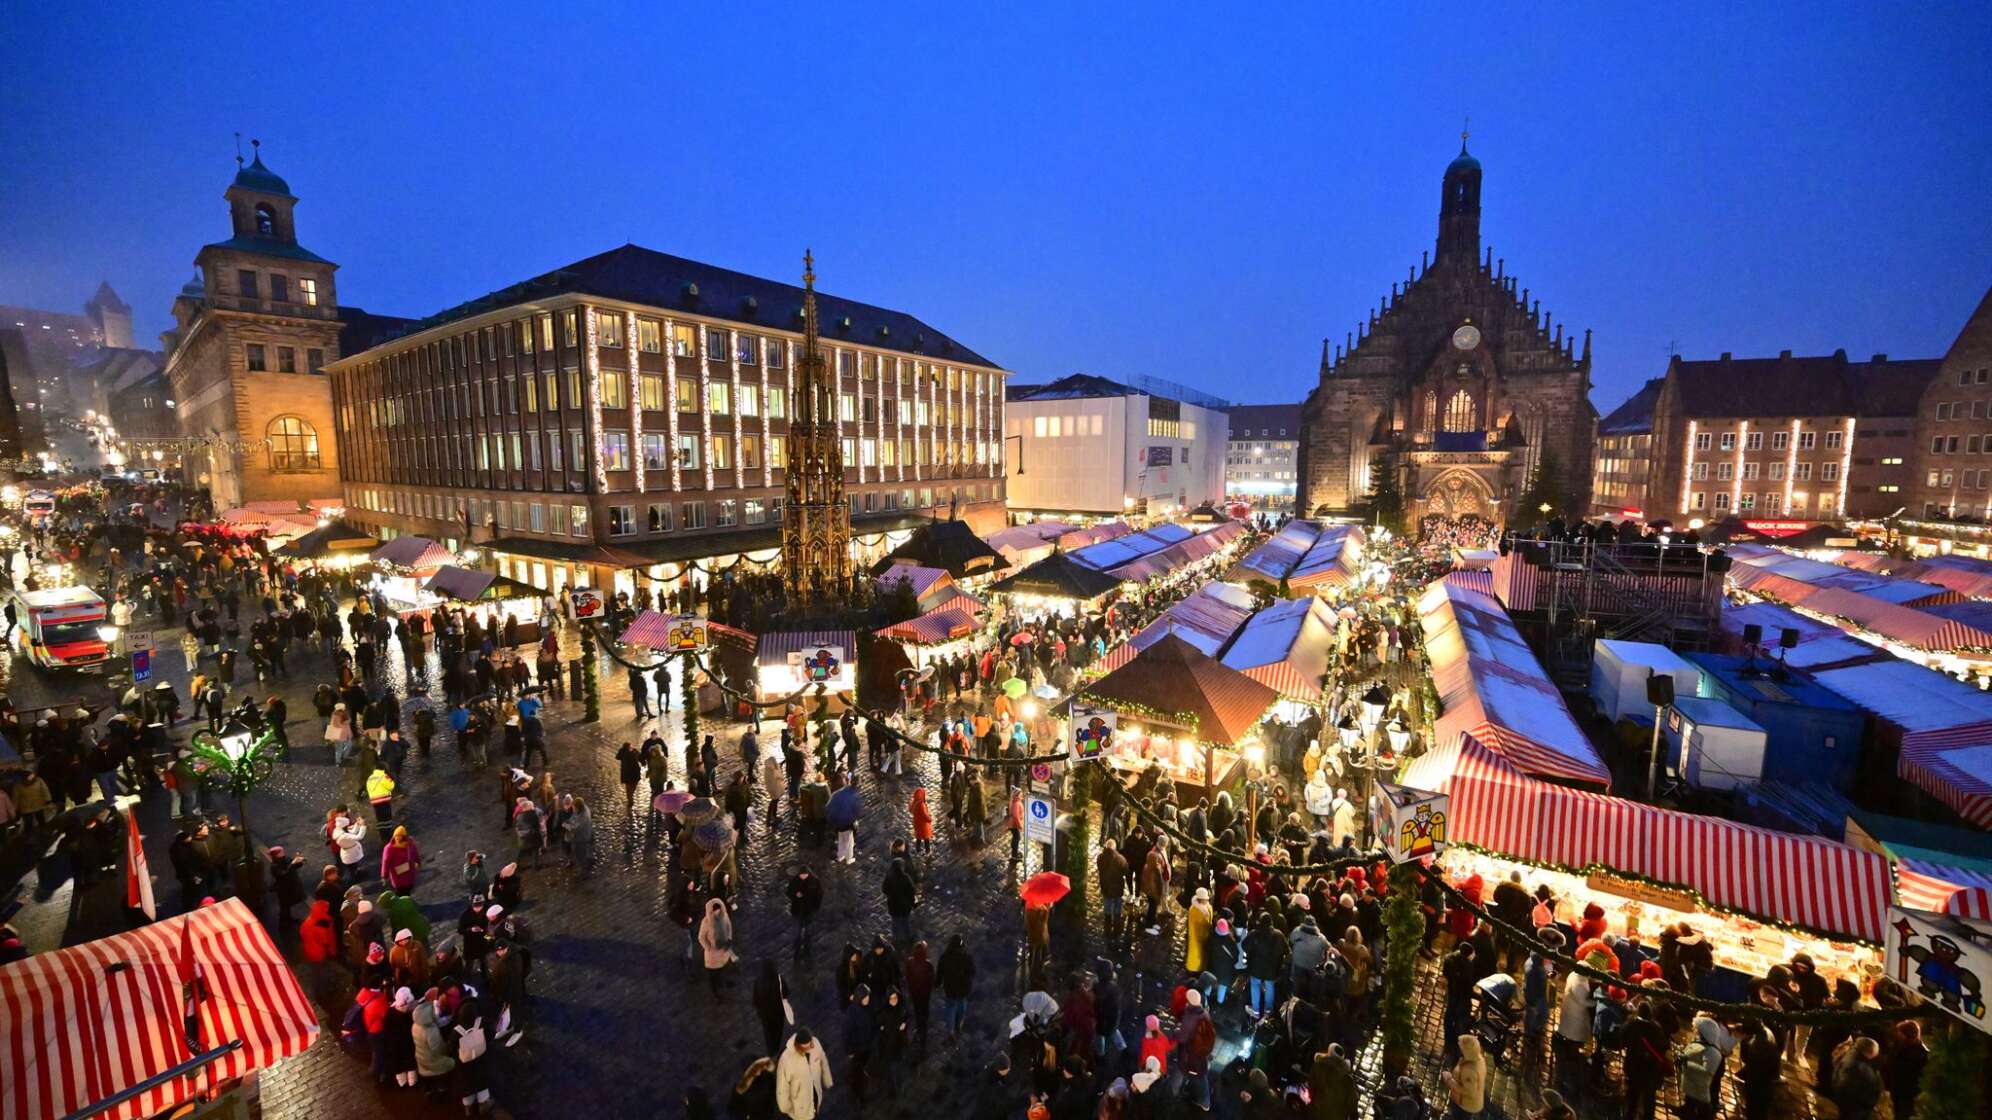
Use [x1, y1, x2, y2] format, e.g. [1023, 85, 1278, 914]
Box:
[681, 651, 700, 760]
[579, 624, 601, 722]
[1912, 1022, 1987, 1120]
[1381, 861, 1423, 1068]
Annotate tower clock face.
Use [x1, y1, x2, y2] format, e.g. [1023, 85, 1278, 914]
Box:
[1452, 324, 1481, 351]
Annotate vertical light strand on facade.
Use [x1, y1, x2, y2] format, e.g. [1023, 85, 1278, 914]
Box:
[585, 307, 608, 495]
[699, 332, 714, 492]
[628, 311, 645, 494]
[1838, 417, 1855, 518]
[894, 361, 906, 484]
[854, 351, 866, 486]
[1731, 421, 1748, 514]
[759, 340, 772, 489]
[1680, 421, 1697, 515]
[728, 329, 744, 490]
[1785, 419, 1800, 514]
[912, 363, 924, 485]
[665, 317, 682, 491]
[785, 338, 796, 497]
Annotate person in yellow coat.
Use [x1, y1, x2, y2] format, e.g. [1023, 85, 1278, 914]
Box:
[366, 766, 397, 824]
[1184, 886, 1215, 974]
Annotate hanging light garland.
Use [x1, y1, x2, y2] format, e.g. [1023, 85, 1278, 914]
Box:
[584, 307, 608, 495]
[628, 310, 645, 494]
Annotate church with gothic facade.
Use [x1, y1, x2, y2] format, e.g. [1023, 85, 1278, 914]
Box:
[1296, 142, 1596, 530]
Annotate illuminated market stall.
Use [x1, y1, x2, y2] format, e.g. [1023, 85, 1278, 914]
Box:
[874, 565, 987, 667]
[1403, 733, 1890, 997]
[989, 551, 1125, 618]
[756, 630, 858, 712]
[1091, 582, 1256, 674]
[1219, 594, 1337, 718]
[275, 519, 377, 569]
[1082, 632, 1279, 797]
[365, 535, 455, 611]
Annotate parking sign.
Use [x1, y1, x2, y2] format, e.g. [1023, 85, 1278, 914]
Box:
[1024, 793, 1056, 844]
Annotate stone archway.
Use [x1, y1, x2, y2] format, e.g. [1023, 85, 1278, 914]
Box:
[1422, 468, 1496, 522]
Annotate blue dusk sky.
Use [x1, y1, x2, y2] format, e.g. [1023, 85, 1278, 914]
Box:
[2, 2, 1988, 413]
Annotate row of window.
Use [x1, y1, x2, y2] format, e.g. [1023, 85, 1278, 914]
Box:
[1933, 400, 1992, 421]
[235, 269, 320, 307]
[1687, 491, 1839, 514]
[1954, 367, 1992, 387]
[1928, 434, 1992, 455]
[1692, 429, 1841, 452]
[1690, 460, 1838, 482]
[245, 343, 325, 375]
[1929, 469, 1992, 491]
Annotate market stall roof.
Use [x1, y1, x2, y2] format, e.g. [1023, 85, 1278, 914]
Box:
[1719, 601, 1842, 646]
[1102, 521, 1248, 582]
[1778, 634, 1889, 671]
[983, 523, 1073, 569]
[369, 535, 453, 569]
[618, 609, 678, 648]
[1093, 582, 1257, 673]
[1896, 857, 1992, 921]
[424, 565, 533, 602]
[756, 630, 858, 667]
[989, 550, 1125, 602]
[1233, 519, 1321, 583]
[1892, 555, 1992, 599]
[0, 898, 318, 1120]
[1419, 580, 1612, 787]
[874, 564, 965, 612]
[1402, 732, 1891, 941]
[1810, 658, 1992, 829]
[881, 605, 980, 644]
[1082, 632, 1278, 746]
[1070, 523, 1194, 572]
[1792, 585, 1992, 651]
[1219, 595, 1336, 701]
[276, 520, 375, 559]
[484, 535, 659, 568]
[867, 519, 1007, 579]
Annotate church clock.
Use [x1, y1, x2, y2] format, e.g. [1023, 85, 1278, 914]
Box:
[1451, 324, 1481, 350]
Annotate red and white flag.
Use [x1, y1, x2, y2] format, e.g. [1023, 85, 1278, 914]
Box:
[124, 806, 155, 920]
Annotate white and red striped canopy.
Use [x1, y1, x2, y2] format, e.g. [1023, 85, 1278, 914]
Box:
[1403, 733, 1892, 941]
[1899, 722, 1992, 829]
[1220, 596, 1336, 702]
[1895, 857, 1992, 921]
[0, 898, 318, 1120]
[1419, 581, 1612, 787]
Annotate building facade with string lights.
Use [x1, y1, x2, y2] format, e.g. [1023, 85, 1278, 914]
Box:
[325, 246, 1010, 600]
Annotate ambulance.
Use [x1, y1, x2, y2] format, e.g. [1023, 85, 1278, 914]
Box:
[10, 586, 111, 670]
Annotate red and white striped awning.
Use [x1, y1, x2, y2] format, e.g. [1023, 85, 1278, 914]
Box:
[1896, 857, 1992, 921]
[369, 535, 452, 570]
[882, 606, 980, 645]
[0, 898, 318, 1120]
[1404, 734, 1892, 941]
[1220, 596, 1335, 704]
[618, 609, 677, 649]
[1798, 587, 1992, 652]
[1899, 721, 1992, 829]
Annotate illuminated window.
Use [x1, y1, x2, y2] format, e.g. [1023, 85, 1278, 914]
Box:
[266, 416, 320, 471]
[737, 334, 758, 364]
[602, 372, 626, 409]
[1442, 390, 1476, 432]
[768, 438, 786, 468]
[767, 387, 787, 418]
[638, 319, 662, 353]
[740, 434, 762, 469]
[676, 377, 697, 412]
[602, 432, 631, 472]
[708, 382, 731, 415]
[712, 434, 733, 470]
[671, 323, 696, 357]
[597, 312, 623, 347]
[676, 434, 701, 469]
[641, 373, 666, 411]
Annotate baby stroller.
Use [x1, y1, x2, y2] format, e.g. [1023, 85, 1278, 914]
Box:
[1471, 973, 1521, 1067]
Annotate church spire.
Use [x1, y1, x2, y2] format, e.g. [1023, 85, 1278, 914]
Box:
[1436, 134, 1483, 267]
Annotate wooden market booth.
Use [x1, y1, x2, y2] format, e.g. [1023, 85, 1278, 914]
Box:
[1081, 632, 1279, 801]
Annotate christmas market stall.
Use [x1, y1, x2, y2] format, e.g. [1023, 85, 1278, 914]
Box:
[1402, 732, 1891, 999]
[364, 535, 455, 612]
[1807, 656, 1992, 829]
[0, 898, 318, 1120]
[1219, 594, 1336, 718]
[989, 551, 1125, 618]
[1419, 579, 1613, 787]
[1081, 632, 1279, 798]
[1090, 582, 1256, 675]
[1228, 520, 1367, 595]
[274, 519, 377, 568]
[756, 630, 857, 712]
[420, 564, 545, 640]
[867, 519, 1008, 586]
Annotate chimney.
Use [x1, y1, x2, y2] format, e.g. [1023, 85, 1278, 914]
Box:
[1720, 352, 1732, 361]
[1779, 349, 1793, 359]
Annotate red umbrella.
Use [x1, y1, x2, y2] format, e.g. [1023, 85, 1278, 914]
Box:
[1011, 631, 1036, 646]
[1020, 871, 1071, 907]
[653, 790, 694, 815]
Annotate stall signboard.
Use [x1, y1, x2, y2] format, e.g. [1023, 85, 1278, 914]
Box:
[1370, 780, 1450, 864]
[571, 588, 606, 620]
[1024, 793, 1057, 844]
[1587, 871, 1700, 914]
[1886, 906, 1992, 1035]
[787, 646, 847, 686]
[1069, 704, 1117, 762]
[668, 613, 709, 653]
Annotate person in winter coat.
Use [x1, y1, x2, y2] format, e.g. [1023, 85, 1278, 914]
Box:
[882, 858, 919, 944]
[1173, 988, 1214, 1111]
[1288, 915, 1330, 980]
[938, 933, 975, 1038]
[379, 826, 422, 891]
[731, 1056, 780, 1120]
[411, 994, 456, 1097]
[1443, 1034, 1487, 1117]
[698, 896, 736, 994]
[1738, 1023, 1783, 1120]
[1184, 887, 1214, 974]
[1138, 846, 1171, 929]
[1242, 913, 1288, 1017]
[1309, 1045, 1358, 1120]
[332, 816, 368, 885]
[355, 982, 393, 1081]
[909, 788, 934, 854]
[872, 986, 910, 1097]
[843, 983, 878, 1104]
[382, 987, 420, 1088]
[1674, 1014, 1724, 1120]
[1833, 1037, 1885, 1120]
[1619, 1001, 1668, 1120]
[298, 898, 340, 1005]
[775, 1028, 833, 1120]
[903, 941, 934, 1048]
[1575, 901, 1608, 944]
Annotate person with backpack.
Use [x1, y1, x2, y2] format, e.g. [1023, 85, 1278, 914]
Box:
[1619, 1000, 1669, 1120]
[1674, 1015, 1722, 1120]
[1173, 988, 1215, 1112]
[454, 1001, 493, 1115]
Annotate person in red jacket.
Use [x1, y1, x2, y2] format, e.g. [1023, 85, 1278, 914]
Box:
[1446, 874, 1484, 942]
[354, 982, 392, 1082]
[1577, 901, 1609, 944]
[297, 898, 340, 1008]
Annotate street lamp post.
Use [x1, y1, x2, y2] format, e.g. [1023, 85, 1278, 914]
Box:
[189, 718, 281, 904]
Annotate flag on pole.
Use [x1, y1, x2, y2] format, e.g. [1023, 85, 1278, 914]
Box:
[177, 911, 207, 1054]
[124, 806, 155, 920]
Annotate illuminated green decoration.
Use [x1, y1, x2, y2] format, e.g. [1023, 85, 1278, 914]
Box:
[187, 723, 282, 799]
[579, 624, 601, 723]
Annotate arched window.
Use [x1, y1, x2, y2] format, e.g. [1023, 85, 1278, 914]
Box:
[1423, 390, 1438, 433]
[254, 204, 276, 236]
[267, 416, 320, 471]
[1442, 389, 1477, 433]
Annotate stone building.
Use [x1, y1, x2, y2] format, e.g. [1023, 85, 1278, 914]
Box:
[1296, 140, 1596, 530]
[1906, 286, 1992, 524]
[1641, 350, 1936, 524]
[1589, 378, 1662, 519]
[0, 281, 151, 452]
[327, 245, 1007, 603]
[161, 145, 346, 510]
[1224, 403, 1302, 511]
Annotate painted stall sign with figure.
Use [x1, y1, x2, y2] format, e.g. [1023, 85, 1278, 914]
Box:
[1370, 780, 1449, 865]
[786, 646, 850, 690]
[1886, 906, 1991, 1035]
[571, 587, 606, 620]
[1069, 704, 1117, 762]
[668, 613, 709, 653]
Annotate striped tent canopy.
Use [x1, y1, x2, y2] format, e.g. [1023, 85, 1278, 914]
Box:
[881, 606, 980, 645]
[1083, 633, 1278, 746]
[1891, 556, 1992, 599]
[0, 898, 318, 1120]
[1809, 658, 1992, 829]
[1219, 595, 1336, 702]
[369, 535, 452, 570]
[1092, 583, 1257, 675]
[1418, 580, 1612, 787]
[1103, 522, 1248, 583]
[1403, 733, 1892, 941]
[1896, 856, 1992, 921]
[1795, 586, 1992, 652]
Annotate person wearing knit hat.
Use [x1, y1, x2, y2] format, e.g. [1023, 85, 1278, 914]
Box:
[1131, 1055, 1164, 1094]
[394, 927, 412, 942]
[381, 985, 420, 1087]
